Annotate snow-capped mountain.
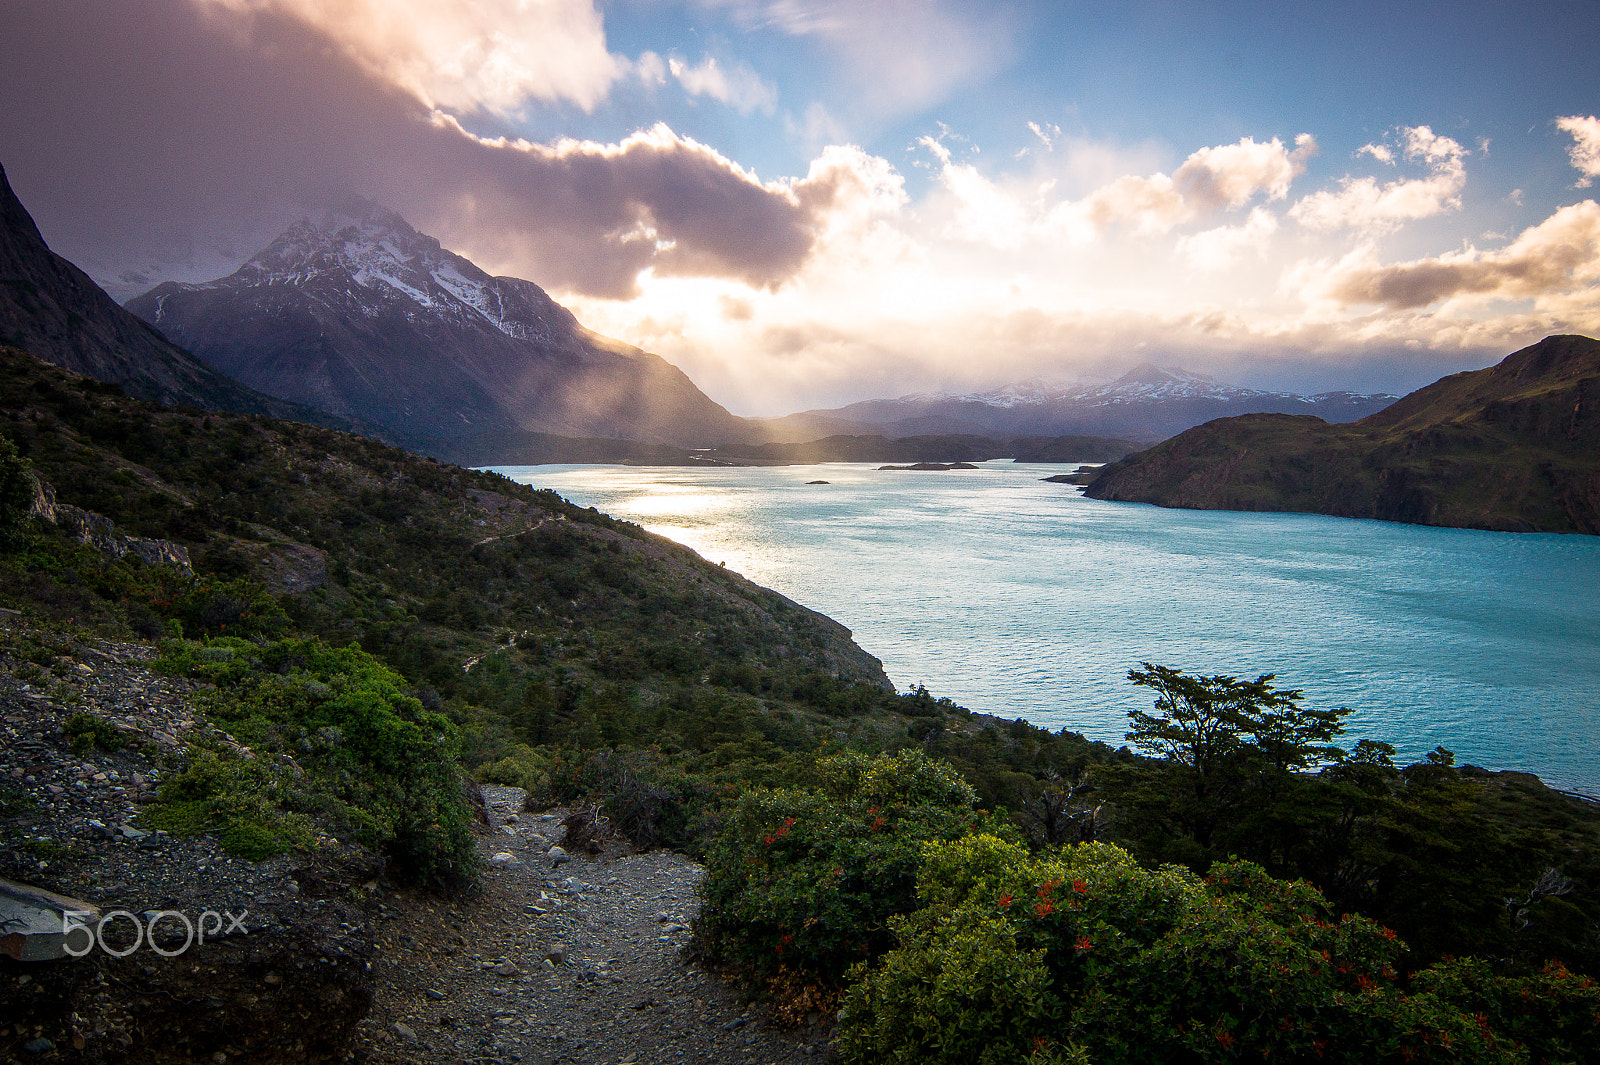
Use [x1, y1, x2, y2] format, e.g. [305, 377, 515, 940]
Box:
[761, 364, 1399, 443]
[0, 161, 349, 427]
[126, 199, 755, 452]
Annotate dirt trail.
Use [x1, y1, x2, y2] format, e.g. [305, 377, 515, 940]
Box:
[357, 786, 834, 1065]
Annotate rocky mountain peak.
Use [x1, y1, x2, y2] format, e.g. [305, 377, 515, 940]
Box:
[125, 199, 756, 451]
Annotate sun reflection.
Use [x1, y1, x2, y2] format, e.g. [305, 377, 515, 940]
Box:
[623, 489, 734, 519]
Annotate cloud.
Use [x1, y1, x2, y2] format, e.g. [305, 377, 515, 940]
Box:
[0, 1, 818, 300]
[1289, 126, 1467, 231]
[1176, 207, 1279, 272]
[425, 120, 817, 295]
[1556, 115, 1600, 188]
[690, 0, 1013, 119]
[194, 0, 624, 116]
[1049, 134, 1314, 242]
[1301, 200, 1600, 310]
[916, 135, 1032, 249]
[667, 54, 778, 114]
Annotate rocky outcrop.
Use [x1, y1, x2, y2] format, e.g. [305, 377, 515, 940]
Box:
[1085, 335, 1600, 535]
[29, 481, 191, 572]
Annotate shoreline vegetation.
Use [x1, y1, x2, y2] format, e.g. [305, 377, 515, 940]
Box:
[2, 344, 1598, 1062]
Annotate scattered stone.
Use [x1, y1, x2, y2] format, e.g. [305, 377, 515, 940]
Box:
[392, 1022, 418, 1043]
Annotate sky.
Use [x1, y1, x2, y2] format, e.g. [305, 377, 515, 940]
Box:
[2, 0, 1598, 414]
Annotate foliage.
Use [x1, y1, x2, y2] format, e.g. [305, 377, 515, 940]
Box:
[694, 750, 1005, 998]
[1098, 668, 1600, 975]
[0, 431, 36, 550]
[840, 836, 1576, 1065]
[147, 636, 476, 887]
[63, 711, 124, 755]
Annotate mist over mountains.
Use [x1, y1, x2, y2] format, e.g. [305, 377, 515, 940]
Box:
[125, 199, 758, 454]
[0, 162, 347, 429]
[757, 366, 1398, 444]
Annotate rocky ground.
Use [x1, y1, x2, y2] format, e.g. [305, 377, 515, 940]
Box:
[356, 786, 835, 1065]
[0, 622, 374, 1063]
[1, 618, 837, 1063]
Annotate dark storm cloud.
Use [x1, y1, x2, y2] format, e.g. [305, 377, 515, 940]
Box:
[0, 0, 817, 298]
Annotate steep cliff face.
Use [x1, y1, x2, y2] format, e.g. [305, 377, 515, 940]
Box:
[126, 200, 757, 452]
[1084, 335, 1600, 535]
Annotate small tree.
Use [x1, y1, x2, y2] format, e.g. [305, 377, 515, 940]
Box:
[1125, 663, 1347, 777]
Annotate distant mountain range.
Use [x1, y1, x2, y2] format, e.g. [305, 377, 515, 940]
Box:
[757, 366, 1398, 444]
[0, 163, 346, 429]
[1085, 334, 1600, 534]
[125, 200, 757, 453]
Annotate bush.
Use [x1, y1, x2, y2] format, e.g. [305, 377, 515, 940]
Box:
[547, 746, 727, 852]
[64, 711, 124, 754]
[693, 750, 1001, 999]
[476, 743, 554, 798]
[840, 837, 1560, 1065]
[142, 746, 313, 860]
[149, 636, 478, 889]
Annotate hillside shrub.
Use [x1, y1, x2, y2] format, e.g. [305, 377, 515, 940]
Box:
[839, 836, 1573, 1065]
[148, 636, 477, 888]
[547, 746, 729, 852]
[693, 750, 1002, 1000]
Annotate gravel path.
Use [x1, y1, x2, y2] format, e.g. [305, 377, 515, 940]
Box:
[357, 786, 835, 1065]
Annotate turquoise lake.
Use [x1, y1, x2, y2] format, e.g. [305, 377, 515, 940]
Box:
[493, 461, 1600, 794]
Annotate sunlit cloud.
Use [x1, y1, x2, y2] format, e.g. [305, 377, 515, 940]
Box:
[192, 0, 625, 115]
[423, 118, 817, 297]
[1556, 115, 1600, 188]
[1176, 207, 1279, 272]
[1048, 134, 1314, 243]
[667, 54, 779, 115]
[1295, 200, 1600, 311]
[1289, 126, 1467, 232]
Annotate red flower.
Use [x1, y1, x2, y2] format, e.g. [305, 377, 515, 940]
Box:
[1215, 1029, 1235, 1049]
[1072, 879, 1088, 894]
[997, 893, 1015, 909]
[1074, 935, 1093, 952]
[1035, 899, 1056, 917]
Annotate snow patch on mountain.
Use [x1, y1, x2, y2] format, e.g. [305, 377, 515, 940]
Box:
[169, 197, 561, 344]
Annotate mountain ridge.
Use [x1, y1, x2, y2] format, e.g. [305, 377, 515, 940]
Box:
[1083, 334, 1600, 534]
[0, 162, 352, 430]
[126, 199, 760, 454]
[759, 364, 1399, 444]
